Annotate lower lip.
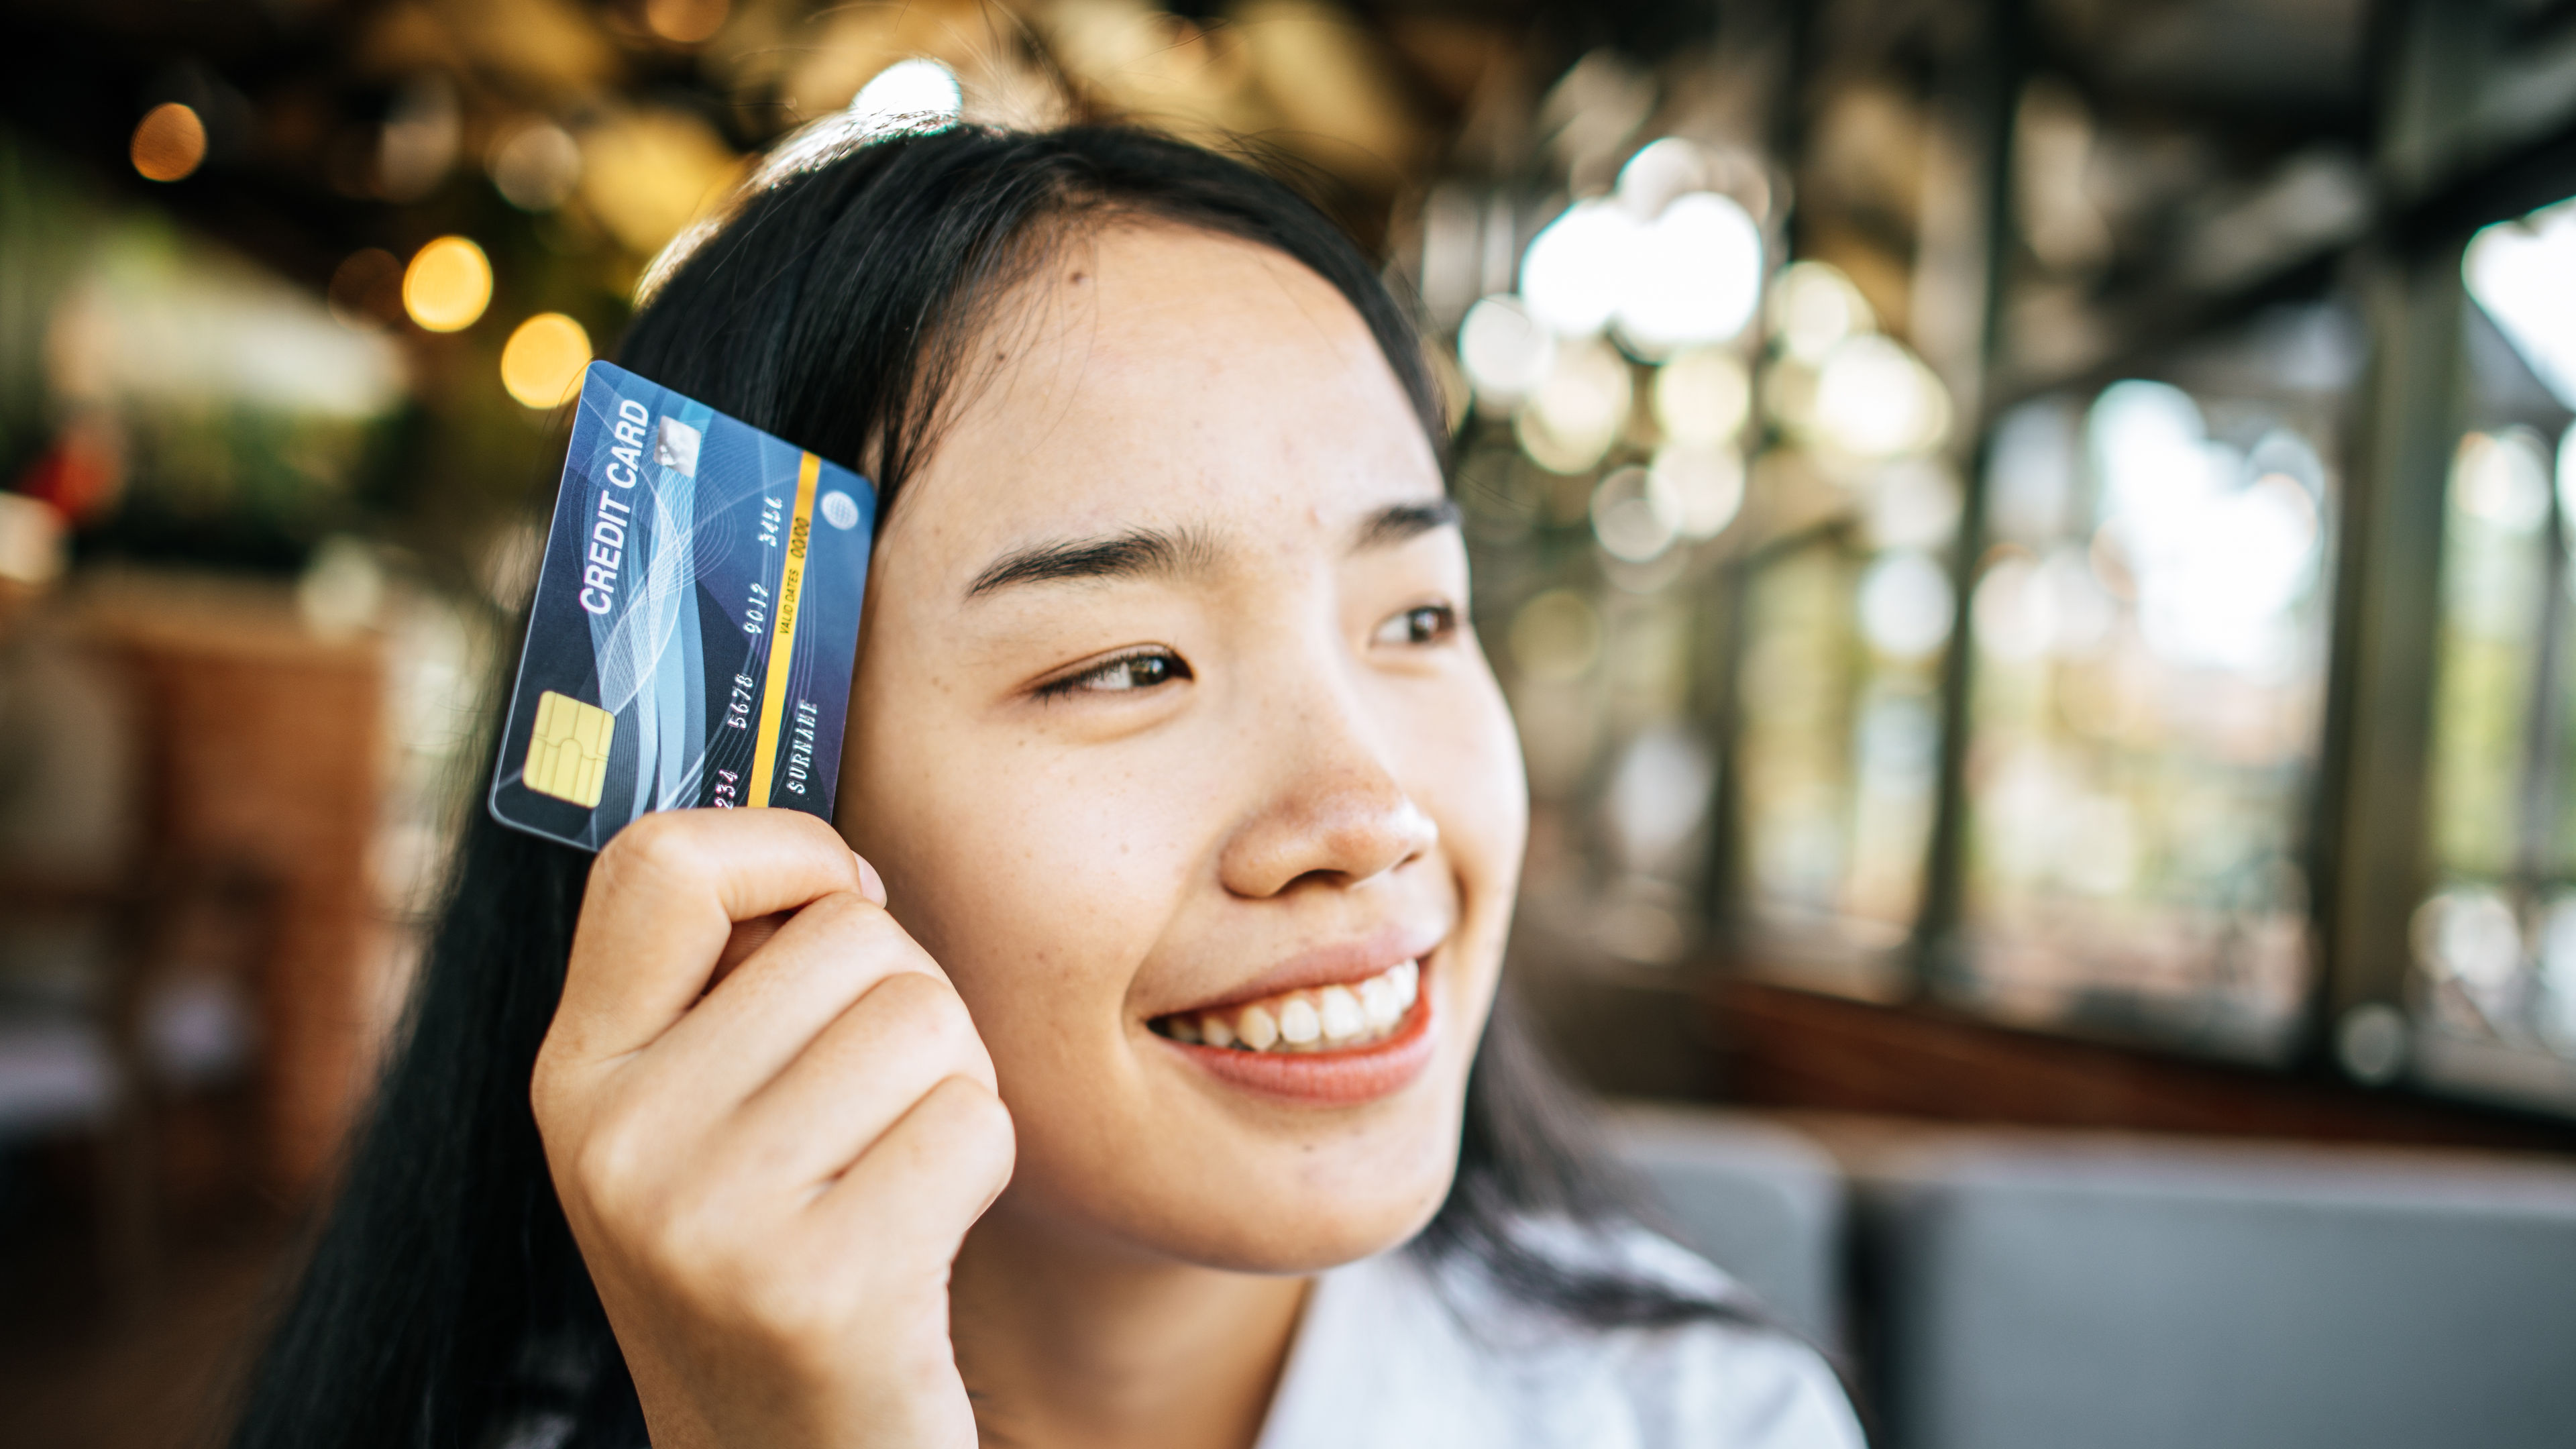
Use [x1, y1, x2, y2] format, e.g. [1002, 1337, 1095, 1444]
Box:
[1155, 987, 1437, 1105]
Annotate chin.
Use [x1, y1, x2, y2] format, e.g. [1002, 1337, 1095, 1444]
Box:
[1156, 1148, 1464, 1277]
[997, 1077, 1471, 1277]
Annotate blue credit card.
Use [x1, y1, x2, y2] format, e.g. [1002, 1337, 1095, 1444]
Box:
[490, 360, 875, 853]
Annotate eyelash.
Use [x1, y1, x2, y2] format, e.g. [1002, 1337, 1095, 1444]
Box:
[1031, 603, 1456, 700]
[1033, 648, 1191, 699]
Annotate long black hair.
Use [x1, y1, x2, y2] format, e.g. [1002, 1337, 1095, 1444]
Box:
[227, 123, 1756, 1449]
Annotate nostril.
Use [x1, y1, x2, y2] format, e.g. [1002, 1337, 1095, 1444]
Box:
[1216, 775, 1438, 899]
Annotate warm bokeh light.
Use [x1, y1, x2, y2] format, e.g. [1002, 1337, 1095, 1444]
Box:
[645, 0, 730, 44]
[402, 236, 492, 332]
[130, 102, 207, 182]
[1652, 347, 1752, 448]
[500, 313, 592, 409]
[1812, 335, 1950, 458]
[1517, 337, 1631, 474]
[488, 122, 582, 211]
[1772, 261, 1875, 364]
[1648, 445, 1746, 539]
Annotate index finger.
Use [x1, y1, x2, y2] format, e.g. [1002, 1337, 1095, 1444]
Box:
[552, 808, 877, 1063]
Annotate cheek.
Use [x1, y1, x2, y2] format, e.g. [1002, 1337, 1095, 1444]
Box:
[1409, 664, 1529, 928]
[842, 719, 1195, 1051]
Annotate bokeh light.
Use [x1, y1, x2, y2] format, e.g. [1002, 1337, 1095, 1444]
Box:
[1458, 294, 1555, 405]
[1617, 192, 1764, 353]
[1812, 335, 1949, 458]
[2087, 382, 2324, 671]
[1859, 551, 1957, 659]
[1772, 261, 1874, 364]
[1519, 188, 1764, 352]
[500, 313, 593, 409]
[1652, 347, 1752, 447]
[130, 102, 207, 182]
[1591, 464, 1676, 561]
[1648, 446, 1745, 539]
[1517, 337, 1631, 473]
[2414, 886, 2525, 1003]
[489, 122, 583, 211]
[2454, 429, 2552, 532]
[645, 0, 731, 45]
[851, 58, 965, 129]
[1509, 588, 1603, 682]
[2464, 197, 2576, 409]
[402, 236, 492, 332]
[1520, 200, 1635, 337]
[1615, 138, 1710, 217]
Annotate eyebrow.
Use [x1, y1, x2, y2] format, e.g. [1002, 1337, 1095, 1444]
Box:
[966, 526, 1216, 597]
[963, 498, 1458, 600]
[1354, 498, 1460, 550]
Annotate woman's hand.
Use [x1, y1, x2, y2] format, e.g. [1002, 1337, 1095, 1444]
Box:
[532, 808, 1015, 1449]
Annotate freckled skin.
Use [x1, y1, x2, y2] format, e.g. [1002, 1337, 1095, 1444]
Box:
[834, 223, 1529, 1275]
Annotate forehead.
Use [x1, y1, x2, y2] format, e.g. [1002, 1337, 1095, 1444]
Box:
[887, 223, 1441, 570]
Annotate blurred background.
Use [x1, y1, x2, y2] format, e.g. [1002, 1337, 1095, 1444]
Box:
[3, 0, 2576, 1445]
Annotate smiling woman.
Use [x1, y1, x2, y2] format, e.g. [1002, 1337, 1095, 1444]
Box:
[226, 126, 1861, 1449]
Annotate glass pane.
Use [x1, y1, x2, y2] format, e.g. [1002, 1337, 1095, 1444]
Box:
[2412, 193, 2576, 1092]
[1951, 310, 2351, 1059]
[1734, 500, 1954, 968]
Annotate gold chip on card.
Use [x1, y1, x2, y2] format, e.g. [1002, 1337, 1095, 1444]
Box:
[525, 690, 614, 808]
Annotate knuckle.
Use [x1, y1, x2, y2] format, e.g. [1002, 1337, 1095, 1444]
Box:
[568, 1110, 651, 1207]
[616, 814, 703, 881]
[590, 818, 697, 904]
[527, 1054, 565, 1124]
[869, 973, 975, 1051]
[936, 1077, 1016, 1161]
[798, 888, 883, 940]
[650, 1193, 741, 1279]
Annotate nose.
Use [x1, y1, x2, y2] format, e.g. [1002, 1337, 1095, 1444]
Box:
[1217, 691, 1439, 900]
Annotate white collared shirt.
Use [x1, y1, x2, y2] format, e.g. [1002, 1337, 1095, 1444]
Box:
[1256, 1231, 1865, 1449]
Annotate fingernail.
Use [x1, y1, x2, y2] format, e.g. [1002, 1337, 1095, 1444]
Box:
[853, 851, 889, 907]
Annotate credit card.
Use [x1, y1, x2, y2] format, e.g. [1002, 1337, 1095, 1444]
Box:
[490, 360, 875, 852]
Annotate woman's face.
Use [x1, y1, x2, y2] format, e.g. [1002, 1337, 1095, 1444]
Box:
[835, 223, 1526, 1273]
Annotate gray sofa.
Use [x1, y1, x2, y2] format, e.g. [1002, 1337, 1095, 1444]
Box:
[1607, 1105, 2576, 1449]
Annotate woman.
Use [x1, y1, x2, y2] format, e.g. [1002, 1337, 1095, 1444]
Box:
[231, 122, 1863, 1449]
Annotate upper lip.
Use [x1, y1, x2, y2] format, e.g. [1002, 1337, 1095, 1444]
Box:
[1149, 922, 1446, 1019]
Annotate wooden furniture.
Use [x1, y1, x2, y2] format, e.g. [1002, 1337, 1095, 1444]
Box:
[1711, 975, 2576, 1154]
[86, 582, 386, 1201]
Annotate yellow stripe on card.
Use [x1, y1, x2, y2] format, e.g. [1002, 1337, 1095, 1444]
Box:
[748, 451, 821, 807]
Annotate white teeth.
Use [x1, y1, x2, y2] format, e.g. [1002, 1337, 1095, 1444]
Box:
[1318, 985, 1363, 1040]
[1358, 976, 1399, 1029]
[1160, 957, 1426, 1053]
[1277, 997, 1322, 1044]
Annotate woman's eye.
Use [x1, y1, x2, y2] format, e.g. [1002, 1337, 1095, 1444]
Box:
[1373, 602, 1458, 648]
[1036, 649, 1191, 698]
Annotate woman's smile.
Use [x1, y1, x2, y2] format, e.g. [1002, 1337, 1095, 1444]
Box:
[1153, 971, 1436, 1105]
[1140, 924, 1449, 1104]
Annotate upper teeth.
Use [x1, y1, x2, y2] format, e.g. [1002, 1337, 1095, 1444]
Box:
[1160, 959, 1419, 1053]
